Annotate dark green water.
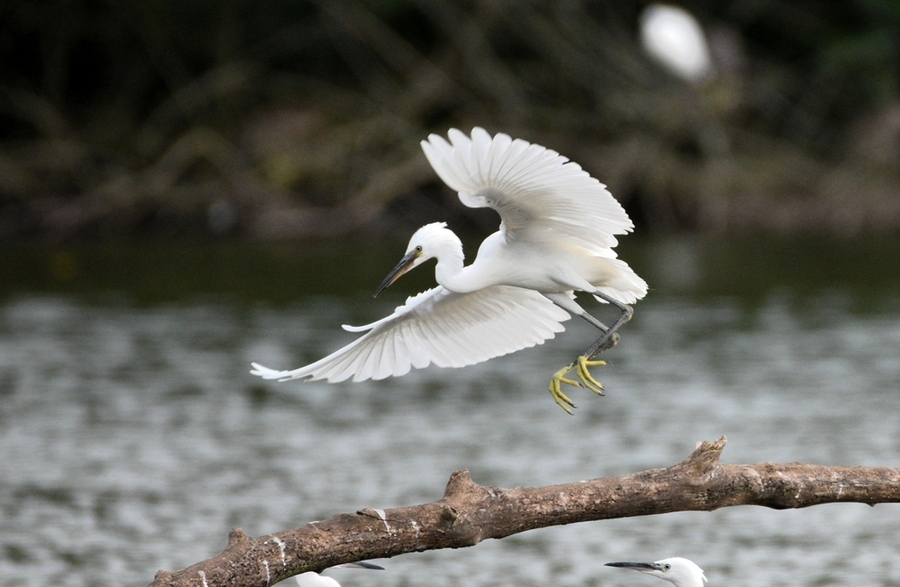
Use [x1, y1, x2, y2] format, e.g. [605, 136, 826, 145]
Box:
[1, 235, 899, 587]
[2, 234, 899, 305]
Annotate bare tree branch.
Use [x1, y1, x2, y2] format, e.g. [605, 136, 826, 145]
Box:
[148, 436, 900, 587]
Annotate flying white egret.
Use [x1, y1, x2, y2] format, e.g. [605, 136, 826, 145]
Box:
[251, 127, 647, 413]
[295, 562, 383, 587]
[606, 558, 707, 587]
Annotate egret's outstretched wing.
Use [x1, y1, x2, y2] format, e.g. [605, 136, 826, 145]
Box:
[421, 127, 632, 255]
[250, 285, 571, 383]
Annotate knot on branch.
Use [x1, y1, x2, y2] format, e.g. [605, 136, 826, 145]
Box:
[678, 436, 727, 477]
[152, 570, 174, 583]
[228, 528, 251, 546]
[444, 469, 479, 499]
[440, 505, 459, 523]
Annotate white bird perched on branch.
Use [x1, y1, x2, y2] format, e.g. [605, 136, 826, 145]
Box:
[251, 127, 647, 413]
[606, 557, 707, 587]
[295, 562, 383, 587]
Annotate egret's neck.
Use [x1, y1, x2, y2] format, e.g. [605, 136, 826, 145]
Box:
[436, 230, 506, 293]
[434, 250, 465, 289]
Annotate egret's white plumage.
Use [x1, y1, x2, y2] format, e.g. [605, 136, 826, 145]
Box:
[606, 557, 707, 587]
[251, 127, 647, 411]
[295, 562, 383, 587]
[257, 280, 570, 383]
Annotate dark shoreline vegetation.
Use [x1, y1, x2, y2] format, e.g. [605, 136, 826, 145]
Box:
[1, 1, 898, 240]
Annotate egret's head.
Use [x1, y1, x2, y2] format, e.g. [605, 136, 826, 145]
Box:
[374, 222, 462, 296]
[295, 563, 382, 587]
[605, 558, 707, 587]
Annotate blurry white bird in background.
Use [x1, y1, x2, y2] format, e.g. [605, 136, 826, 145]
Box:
[294, 562, 383, 587]
[640, 4, 712, 82]
[252, 127, 647, 413]
[606, 557, 707, 587]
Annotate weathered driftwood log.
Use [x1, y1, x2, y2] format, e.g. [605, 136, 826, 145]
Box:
[148, 436, 900, 587]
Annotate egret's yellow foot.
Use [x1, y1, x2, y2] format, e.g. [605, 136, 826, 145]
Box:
[548, 356, 608, 413]
[549, 364, 580, 414]
[576, 356, 606, 395]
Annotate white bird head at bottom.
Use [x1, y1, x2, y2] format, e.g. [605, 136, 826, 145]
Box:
[606, 557, 707, 587]
[295, 561, 384, 587]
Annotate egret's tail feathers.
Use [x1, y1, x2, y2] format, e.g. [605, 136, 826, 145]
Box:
[591, 258, 648, 305]
[593, 283, 646, 306]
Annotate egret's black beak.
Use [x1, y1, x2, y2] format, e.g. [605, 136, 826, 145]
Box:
[338, 562, 384, 570]
[373, 249, 420, 297]
[605, 562, 658, 571]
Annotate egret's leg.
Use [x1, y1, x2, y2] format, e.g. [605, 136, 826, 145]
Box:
[543, 292, 634, 413]
[582, 293, 633, 360]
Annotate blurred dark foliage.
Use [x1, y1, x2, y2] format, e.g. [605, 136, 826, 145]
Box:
[0, 0, 898, 239]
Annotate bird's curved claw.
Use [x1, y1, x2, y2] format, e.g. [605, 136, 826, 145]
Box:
[548, 356, 607, 414]
[576, 356, 606, 395]
[549, 364, 580, 414]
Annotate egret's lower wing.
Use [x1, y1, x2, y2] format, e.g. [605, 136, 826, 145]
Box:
[249, 363, 293, 380]
[250, 285, 571, 383]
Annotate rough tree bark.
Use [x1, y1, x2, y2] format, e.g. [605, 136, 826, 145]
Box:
[148, 436, 900, 587]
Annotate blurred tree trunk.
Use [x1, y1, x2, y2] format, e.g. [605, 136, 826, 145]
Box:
[147, 436, 900, 587]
